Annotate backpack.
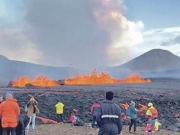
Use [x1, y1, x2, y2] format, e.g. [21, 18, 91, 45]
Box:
[126, 107, 131, 116]
[150, 107, 158, 119]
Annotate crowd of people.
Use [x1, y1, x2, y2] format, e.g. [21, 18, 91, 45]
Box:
[89, 91, 161, 135]
[0, 91, 162, 135]
[0, 92, 41, 135]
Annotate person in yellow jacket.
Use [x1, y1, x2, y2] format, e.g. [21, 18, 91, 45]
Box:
[144, 102, 158, 135]
[55, 102, 64, 123]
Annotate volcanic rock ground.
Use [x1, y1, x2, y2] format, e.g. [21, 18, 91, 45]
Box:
[1, 78, 180, 134]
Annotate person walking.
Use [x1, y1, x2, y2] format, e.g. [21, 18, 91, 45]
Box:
[128, 101, 137, 133]
[91, 99, 101, 128]
[26, 97, 39, 132]
[97, 91, 122, 135]
[55, 101, 64, 123]
[0, 92, 20, 135]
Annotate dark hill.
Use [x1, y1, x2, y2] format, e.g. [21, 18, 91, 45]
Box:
[117, 49, 180, 71]
[107, 49, 180, 78]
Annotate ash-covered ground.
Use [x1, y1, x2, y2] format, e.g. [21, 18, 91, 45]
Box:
[0, 78, 180, 132]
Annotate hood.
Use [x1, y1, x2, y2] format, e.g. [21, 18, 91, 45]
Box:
[5, 92, 13, 99]
[6, 98, 17, 102]
[103, 100, 114, 104]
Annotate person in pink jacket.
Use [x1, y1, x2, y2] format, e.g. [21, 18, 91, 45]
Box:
[91, 99, 101, 128]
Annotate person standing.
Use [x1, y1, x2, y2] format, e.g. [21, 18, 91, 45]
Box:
[97, 91, 122, 135]
[26, 97, 39, 132]
[0, 92, 20, 135]
[16, 112, 30, 135]
[144, 102, 158, 135]
[7, 109, 30, 135]
[90, 99, 101, 128]
[55, 101, 64, 123]
[128, 101, 137, 133]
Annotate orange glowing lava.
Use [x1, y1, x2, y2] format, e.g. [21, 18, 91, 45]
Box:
[12, 75, 59, 88]
[64, 70, 120, 85]
[122, 73, 151, 83]
[64, 70, 151, 85]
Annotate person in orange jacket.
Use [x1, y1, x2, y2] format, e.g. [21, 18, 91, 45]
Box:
[0, 92, 20, 135]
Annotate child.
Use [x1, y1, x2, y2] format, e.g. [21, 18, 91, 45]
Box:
[68, 112, 77, 124]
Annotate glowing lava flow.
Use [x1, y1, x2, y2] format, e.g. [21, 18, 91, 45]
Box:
[65, 70, 151, 85]
[12, 75, 59, 88]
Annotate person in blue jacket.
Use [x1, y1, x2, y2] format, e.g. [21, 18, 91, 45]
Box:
[128, 101, 138, 133]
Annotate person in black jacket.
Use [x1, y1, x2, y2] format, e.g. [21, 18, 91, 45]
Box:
[97, 91, 122, 135]
[16, 113, 30, 135]
[7, 110, 30, 135]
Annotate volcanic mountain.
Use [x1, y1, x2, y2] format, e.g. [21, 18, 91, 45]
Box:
[112, 49, 180, 78]
[0, 55, 76, 86]
[118, 49, 180, 71]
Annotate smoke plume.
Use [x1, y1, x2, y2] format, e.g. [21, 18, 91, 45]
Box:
[1, 0, 144, 70]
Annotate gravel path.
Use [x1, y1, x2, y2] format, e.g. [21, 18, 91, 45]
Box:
[27, 124, 179, 135]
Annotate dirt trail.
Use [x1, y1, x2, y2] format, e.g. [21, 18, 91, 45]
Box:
[27, 124, 179, 135]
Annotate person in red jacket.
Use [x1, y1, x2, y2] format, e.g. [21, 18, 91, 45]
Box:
[91, 99, 101, 128]
[0, 92, 20, 135]
[68, 112, 77, 124]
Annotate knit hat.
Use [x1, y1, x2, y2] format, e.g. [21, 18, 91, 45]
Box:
[5, 92, 13, 99]
[106, 91, 114, 100]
